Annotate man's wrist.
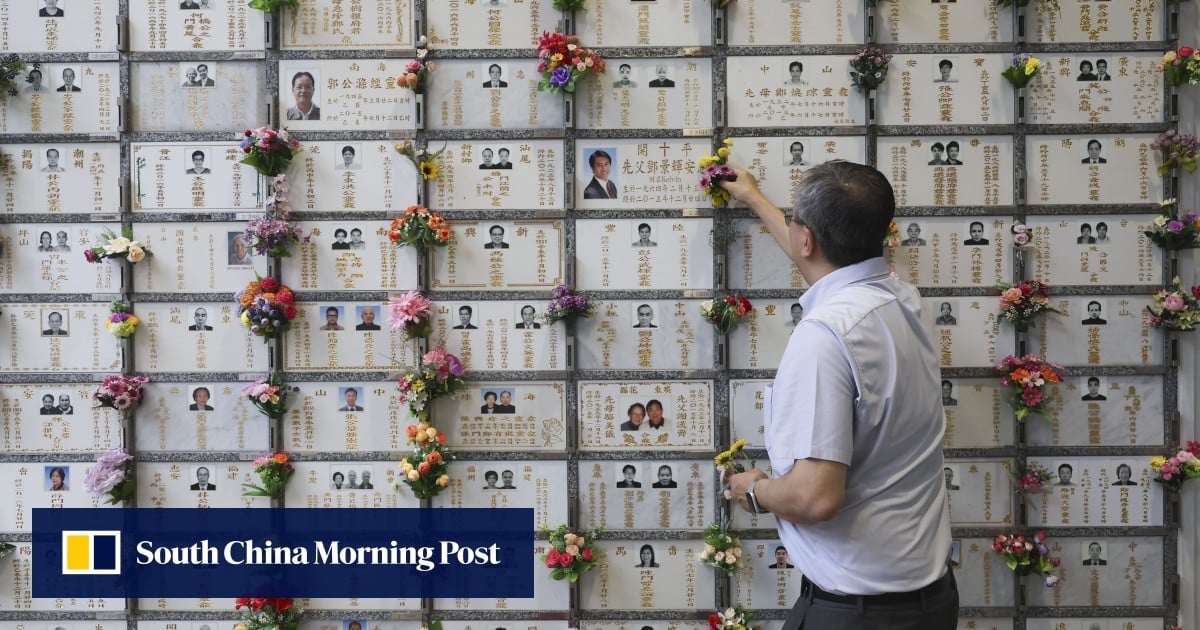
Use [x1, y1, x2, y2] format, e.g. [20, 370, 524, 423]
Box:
[746, 478, 770, 514]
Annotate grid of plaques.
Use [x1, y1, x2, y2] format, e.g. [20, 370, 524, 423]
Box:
[0, 0, 1189, 628]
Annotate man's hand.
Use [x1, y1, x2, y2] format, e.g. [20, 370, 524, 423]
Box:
[728, 469, 769, 514]
[717, 167, 767, 207]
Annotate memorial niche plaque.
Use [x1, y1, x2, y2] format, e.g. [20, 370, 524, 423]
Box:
[130, 61, 266, 132]
[725, 56, 864, 128]
[431, 382, 568, 452]
[283, 220, 420, 292]
[922, 296, 1011, 369]
[725, 136, 868, 215]
[282, 141, 420, 214]
[885, 217, 1014, 288]
[1025, 134, 1162, 206]
[574, 300, 715, 371]
[574, 218, 713, 291]
[1026, 619, 1165, 630]
[1025, 216, 1160, 286]
[583, 622, 709, 630]
[129, 0, 264, 51]
[434, 461, 570, 529]
[443, 622, 570, 630]
[1026, 458, 1160, 527]
[580, 540, 715, 610]
[732, 538, 803, 610]
[276, 60, 417, 132]
[428, 140, 564, 211]
[0, 143, 120, 214]
[285, 461, 417, 509]
[875, 137, 1015, 207]
[1, 222, 122, 294]
[1027, 0, 1161, 44]
[575, 140, 710, 210]
[431, 220, 565, 291]
[1026, 375, 1165, 447]
[1027, 295, 1163, 367]
[1023, 536, 1163, 607]
[875, 2, 1012, 44]
[136, 382, 270, 452]
[425, 0, 557, 50]
[0, 0, 119, 52]
[424, 60, 566, 131]
[428, 300, 566, 372]
[939, 378, 1013, 449]
[728, 299, 805, 370]
[1025, 53, 1163, 125]
[133, 222, 271, 293]
[941, 459, 1014, 526]
[0, 62, 119, 133]
[578, 459, 712, 531]
[284, 381, 410, 453]
[876, 54, 1016, 126]
[285, 302, 420, 372]
[0, 302, 122, 373]
[0, 545, 118, 610]
[133, 142, 272, 212]
[0, 383, 120, 453]
[574, 0, 711, 48]
[952, 537, 1018, 608]
[577, 380, 714, 451]
[133, 302, 269, 373]
[576, 58, 713, 130]
[725, 0, 864, 46]
[281, 0, 414, 49]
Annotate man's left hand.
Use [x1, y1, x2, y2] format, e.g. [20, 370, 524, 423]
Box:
[728, 469, 768, 514]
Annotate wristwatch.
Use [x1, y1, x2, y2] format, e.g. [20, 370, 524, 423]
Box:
[746, 479, 769, 514]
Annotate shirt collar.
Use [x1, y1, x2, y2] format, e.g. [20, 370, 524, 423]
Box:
[798, 257, 890, 312]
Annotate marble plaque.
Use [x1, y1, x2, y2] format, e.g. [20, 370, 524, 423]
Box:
[1025, 216, 1161, 286]
[0, 383, 120, 453]
[0, 0, 119, 52]
[1026, 619, 1165, 630]
[575, 299, 716, 371]
[726, 56, 865, 128]
[1025, 53, 1163, 124]
[725, 135, 868, 213]
[432, 549, 569, 611]
[1027, 296, 1164, 367]
[578, 459, 713, 530]
[952, 538, 1018, 608]
[1026, 375, 1165, 447]
[575, 218, 714, 291]
[731, 539, 803, 609]
[129, 0, 265, 51]
[0, 143, 121, 214]
[924, 296, 1011, 369]
[423, 59, 566, 131]
[425, 0, 555, 49]
[283, 381, 409, 452]
[135, 381, 271, 452]
[877, 54, 1016, 126]
[578, 380, 714, 451]
[0, 546, 121, 610]
[574, 0, 711, 47]
[583, 623, 708, 630]
[130, 61, 266, 132]
[430, 220, 565, 290]
[428, 140, 564, 211]
[0, 462, 123, 531]
[282, 221, 420, 292]
[727, 218, 810, 292]
[136, 461, 269, 508]
[575, 140, 711, 210]
[876, 136, 1015, 207]
[730, 379, 770, 448]
[281, 0, 414, 49]
[884, 217, 1015, 288]
[431, 381, 568, 451]
[277, 60, 417, 131]
[0, 62, 119, 133]
[432, 461, 570, 528]
[0, 223, 122, 294]
[284, 302, 420, 372]
[1025, 458, 1161, 527]
[0, 302, 122, 373]
[131, 302, 270, 372]
[579, 540, 716, 610]
[285, 461, 419, 509]
[1025, 134, 1162, 205]
[429, 301, 567, 372]
[576, 58, 714, 131]
[1027, 1, 1161, 43]
[132, 142, 265, 212]
[727, 300, 802, 370]
[1024, 536, 1163, 606]
[283, 142, 420, 213]
[876, 2, 1013, 44]
[132, 222, 271, 293]
[941, 378, 1015, 449]
[726, 0, 864, 46]
[942, 459, 1015, 526]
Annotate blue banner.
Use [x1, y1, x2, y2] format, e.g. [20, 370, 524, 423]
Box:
[34, 508, 535, 598]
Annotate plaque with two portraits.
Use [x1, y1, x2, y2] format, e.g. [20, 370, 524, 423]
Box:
[579, 540, 716, 611]
[0, 384, 120, 453]
[284, 303, 420, 372]
[732, 539, 803, 610]
[0, 303, 122, 373]
[885, 217, 1014, 288]
[875, 137, 1015, 207]
[430, 220, 565, 290]
[425, 0, 555, 49]
[131, 303, 269, 372]
[724, 136, 867, 213]
[575, 140, 711, 209]
[282, 221, 421, 291]
[129, 0, 265, 51]
[1027, 296, 1164, 366]
[0, 62, 119, 133]
[578, 380, 714, 450]
[1025, 217, 1160, 285]
[1027, 1, 1162, 43]
[1026, 457, 1160, 527]
[1025, 53, 1163, 124]
[432, 461, 570, 528]
[0, 222, 122, 294]
[575, 0, 711, 47]
[132, 222, 271, 293]
[423, 60, 566, 131]
[875, 2, 1013, 44]
[577, 58, 713, 131]
[1026, 375, 1165, 447]
[283, 461, 418, 509]
[0, 143, 121, 214]
[428, 141, 564, 211]
[281, 0, 414, 49]
[130, 62, 266, 132]
[135, 381, 270, 452]
[430, 301, 566, 371]
[876, 54, 1016, 126]
[578, 459, 713, 531]
[725, 56, 866, 128]
[431, 382, 568, 452]
[574, 218, 713, 291]
[574, 300, 716, 371]
[1025, 134, 1162, 205]
[276, 60, 417, 131]
[726, 0, 864, 46]
[1, 0, 119, 52]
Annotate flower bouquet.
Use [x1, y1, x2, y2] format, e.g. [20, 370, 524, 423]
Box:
[84, 227, 151, 264]
[714, 438, 755, 487]
[997, 354, 1062, 422]
[0, 54, 27, 100]
[388, 290, 434, 339]
[397, 348, 468, 419]
[997, 280, 1062, 332]
[1159, 46, 1200, 87]
[242, 452, 295, 499]
[234, 598, 302, 630]
[544, 284, 595, 325]
[397, 420, 450, 499]
[83, 448, 135, 505]
[709, 605, 754, 630]
[397, 37, 431, 94]
[242, 372, 297, 418]
[1001, 53, 1043, 88]
[699, 518, 744, 576]
[991, 531, 1060, 587]
[1150, 441, 1200, 492]
[395, 140, 447, 181]
[535, 31, 606, 93]
[1011, 222, 1034, 248]
[93, 374, 150, 411]
[1013, 461, 1055, 495]
[849, 45, 892, 93]
[245, 175, 309, 258]
[701, 294, 754, 336]
[883, 220, 900, 247]
[388, 205, 451, 256]
[1150, 129, 1199, 176]
[698, 139, 736, 208]
[1147, 276, 1200, 331]
[1145, 199, 1200, 249]
[238, 127, 301, 178]
[540, 524, 603, 582]
[105, 301, 139, 338]
[236, 275, 298, 341]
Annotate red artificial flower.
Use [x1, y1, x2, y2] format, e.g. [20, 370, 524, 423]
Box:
[724, 295, 736, 305]
[276, 288, 295, 304]
[283, 305, 298, 320]
[260, 276, 280, 293]
[1191, 285, 1200, 300]
[1181, 46, 1195, 57]
[273, 597, 293, 612]
[235, 597, 250, 608]
[546, 549, 559, 567]
[559, 552, 574, 567]
[417, 461, 431, 474]
[248, 598, 267, 611]
[708, 613, 722, 630]
[437, 432, 448, 444]
[581, 548, 594, 561]
[1019, 282, 1033, 296]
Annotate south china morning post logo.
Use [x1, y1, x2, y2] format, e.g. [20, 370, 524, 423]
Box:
[61, 530, 121, 575]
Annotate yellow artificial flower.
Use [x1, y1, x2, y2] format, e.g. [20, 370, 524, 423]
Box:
[1150, 455, 1167, 469]
[419, 161, 440, 180]
[1024, 57, 1042, 74]
[722, 138, 733, 146]
[699, 155, 718, 168]
[716, 147, 730, 158]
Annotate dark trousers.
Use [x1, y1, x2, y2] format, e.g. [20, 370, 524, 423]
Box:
[782, 570, 958, 630]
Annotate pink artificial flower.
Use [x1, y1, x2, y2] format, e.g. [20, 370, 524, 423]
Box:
[1164, 295, 1186, 311]
[388, 291, 432, 329]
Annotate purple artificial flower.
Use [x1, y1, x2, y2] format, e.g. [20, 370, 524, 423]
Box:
[446, 353, 465, 377]
[550, 66, 572, 87]
[84, 249, 99, 263]
[1044, 575, 1059, 588]
[1167, 220, 1185, 233]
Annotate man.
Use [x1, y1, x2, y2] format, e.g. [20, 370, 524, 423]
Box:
[944, 141, 962, 165]
[516, 305, 541, 329]
[339, 388, 363, 412]
[935, 59, 954, 82]
[453, 305, 477, 329]
[633, 304, 656, 328]
[55, 231, 71, 252]
[190, 467, 215, 491]
[1095, 59, 1112, 81]
[57, 68, 80, 92]
[195, 64, 215, 87]
[935, 302, 957, 326]
[57, 394, 74, 415]
[652, 465, 677, 489]
[496, 390, 515, 413]
[181, 0, 202, 8]
[286, 71, 320, 120]
[485, 224, 510, 249]
[583, 150, 617, 199]
[320, 307, 344, 331]
[1077, 223, 1097, 244]
[633, 223, 657, 247]
[1081, 376, 1107, 401]
[496, 148, 513, 169]
[186, 150, 210, 175]
[356, 307, 381, 331]
[331, 229, 351, 250]
[1055, 463, 1075, 486]
[359, 470, 374, 489]
[1081, 301, 1106, 325]
[346, 470, 359, 490]
[189, 307, 213, 331]
[1082, 139, 1106, 164]
[479, 148, 496, 170]
[1077, 60, 1098, 81]
[43, 311, 67, 335]
[25, 68, 44, 92]
[349, 228, 366, 250]
[39, 394, 59, 415]
[190, 387, 214, 411]
[500, 470, 516, 489]
[721, 161, 957, 629]
[769, 546, 795, 569]
[648, 64, 675, 88]
[788, 303, 803, 326]
[616, 464, 641, 488]
[1095, 221, 1111, 244]
[40, 0, 64, 17]
[483, 64, 508, 88]
[338, 146, 358, 170]
[42, 148, 64, 173]
[942, 467, 959, 490]
[901, 222, 927, 246]
[645, 399, 666, 429]
[928, 142, 946, 166]
[786, 61, 807, 85]
[787, 141, 807, 166]
[229, 233, 252, 265]
[963, 221, 989, 245]
[620, 402, 645, 431]
[613, 63, 636, 89]
[941, 380, 957, 406]
[1082, 541, 1106, 566]
[1112, 463, 1137, 486]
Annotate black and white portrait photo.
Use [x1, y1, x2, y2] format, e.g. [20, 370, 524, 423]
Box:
[934, 58, 957, 83]
[633, 303, 658, 328]
[42, 309, 69, 336]
[485, 224, 510, 249]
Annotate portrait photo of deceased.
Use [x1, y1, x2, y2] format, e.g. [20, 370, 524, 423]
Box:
[478, 387, 517, 414]
[129, 62, 266, 133]
[184, 147, 212, 175]
[932, 56, 958, 82]
[1025, 375, 1165, 447]
[39, 147, 67, 173]
[630, 302, 659, 329]
[53, 65, 83, 92]
[577, 380, 714, 450]
[423, 59, 566, 131]
[335, 144, 363, 170]
[40, 309, 70, 337]
[178, 62, 217, 88]
[1024, 53, 1162, 125]
[190, 465, 217, 491]
[484, 223, 513, 249]
[327, 464, 375, 490]
[44, 465, 70, 492]
[227, 231, 254, 266]
[188, 385, 215, 411]
[513, 304, 540, 330]
[284, 302, 421, 373]
[576, 459, 711, 531]
[30, 228, 74, 255]
[353, 306, 382, 331]
[579, 146, 619, 204]
[282, 68, 322, 122]
[427, 141, 565, 210]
